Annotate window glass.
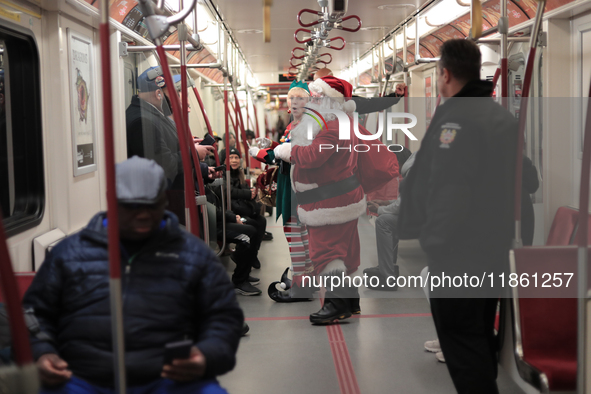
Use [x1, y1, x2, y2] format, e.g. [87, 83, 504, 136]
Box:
[0, 25, 44, 236]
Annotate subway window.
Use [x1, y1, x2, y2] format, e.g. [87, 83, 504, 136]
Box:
[0, 25, 44, 236]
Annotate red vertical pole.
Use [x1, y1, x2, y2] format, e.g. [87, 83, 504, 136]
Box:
[235, 92, 250, 161]
[404, 86, 409, 148]
[99, 3, 126, 392]
[192, 86, 220, 166]
[0, 215, 33, 366]
[252, 95, 261, 139]
[181, 68, 204, 239]
[156, 45, 200, 236]
[224, 88, 231, 210]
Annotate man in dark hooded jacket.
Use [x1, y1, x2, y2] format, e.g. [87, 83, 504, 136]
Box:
[24, 157, 243, 394]
[398, 39, 517, 394]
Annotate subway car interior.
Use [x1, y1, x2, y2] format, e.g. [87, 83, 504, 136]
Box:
[1, 0, 591, 393]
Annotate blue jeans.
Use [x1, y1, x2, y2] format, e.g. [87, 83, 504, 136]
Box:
[39, 376, 229, 394]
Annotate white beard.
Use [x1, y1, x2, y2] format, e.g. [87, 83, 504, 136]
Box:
[290, 101, 344, 147]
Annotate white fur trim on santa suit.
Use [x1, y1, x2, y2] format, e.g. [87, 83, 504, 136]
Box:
[297, 195, 366, 227]
[289, 113, 321, 147]
[294, 181, 319, 192]
[273, 143, 291, 163]
[309, 78, 343, 99]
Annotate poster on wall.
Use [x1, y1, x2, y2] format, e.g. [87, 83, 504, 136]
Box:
[68, 28, 97, 177]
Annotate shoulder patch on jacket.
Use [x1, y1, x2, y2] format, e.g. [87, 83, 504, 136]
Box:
[439, 123, 461, 149]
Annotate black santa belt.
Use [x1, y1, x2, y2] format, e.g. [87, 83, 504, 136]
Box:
[295, 175, 360, 206]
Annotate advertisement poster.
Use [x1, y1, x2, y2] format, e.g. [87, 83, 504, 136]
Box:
[68, 29, 97, 176]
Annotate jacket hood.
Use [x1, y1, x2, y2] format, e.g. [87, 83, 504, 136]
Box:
[80, 210, 183, 246]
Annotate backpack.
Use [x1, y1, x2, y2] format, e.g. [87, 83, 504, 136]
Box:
[256, 166, 278, 207]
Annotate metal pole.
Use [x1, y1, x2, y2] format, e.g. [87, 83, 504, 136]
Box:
[577, 77, 591, 394]
[513, 0, 546, 250]
[500, 0, 508, 108]
[415, 14, 420, 63]
[156, 42, 200, 235]
[224, 35, 232, 211]
[99, 2, 126, 392]
[403, 24, 408, 86]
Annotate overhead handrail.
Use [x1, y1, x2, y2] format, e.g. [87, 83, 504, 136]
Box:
[290, 57, 304, 68]
[298, 8, 323, 27]
[338, 15, 362, 32]
[99, 1, 126, 393]
[295, 28, 313, 44]
[167, 0, 197, 26]
[326, 36, 346, 50]
[317, 52, 332, 63]
[292, 47, 307, 59]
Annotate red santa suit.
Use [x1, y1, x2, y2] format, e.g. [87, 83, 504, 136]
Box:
[289, 116, 365, 275]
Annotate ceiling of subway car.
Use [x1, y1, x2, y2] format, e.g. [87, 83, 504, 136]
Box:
[209, 0, 431, 80]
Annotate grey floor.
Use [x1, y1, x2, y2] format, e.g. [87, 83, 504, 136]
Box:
[218, 214, 526, 394]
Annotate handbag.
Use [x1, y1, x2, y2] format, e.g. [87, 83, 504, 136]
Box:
[256, 166, 278, 207]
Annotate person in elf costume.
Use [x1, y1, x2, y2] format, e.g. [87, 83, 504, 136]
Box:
[273, 76, 399, 324]
[249, 80, 314, 302]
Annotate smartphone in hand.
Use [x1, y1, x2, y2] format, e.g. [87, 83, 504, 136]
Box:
[199, 134, 216, 146]
[163, 339, 193, 365]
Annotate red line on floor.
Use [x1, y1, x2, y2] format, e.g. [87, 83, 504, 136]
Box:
[327, 324, 361, 394]
[245, 313, 431, 321]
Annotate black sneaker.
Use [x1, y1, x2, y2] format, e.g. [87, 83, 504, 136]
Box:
[241, 322, 250, 336]
[235, 281, 262, 296]
[251, 258, 261, 269]
[248, 276, 260, 285]
[362, 266, 381, 277]
[263, 231, 273, 241]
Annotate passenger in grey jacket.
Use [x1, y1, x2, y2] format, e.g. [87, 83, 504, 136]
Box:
[364, 150, 415, 289]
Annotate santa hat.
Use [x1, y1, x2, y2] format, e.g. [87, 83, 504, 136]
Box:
[308, 76, 356, 113]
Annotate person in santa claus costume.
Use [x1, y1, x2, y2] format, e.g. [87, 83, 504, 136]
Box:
[273, 76, 399, 324]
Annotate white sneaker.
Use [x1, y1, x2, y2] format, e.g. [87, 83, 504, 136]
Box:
[435, 351, 446, 363]
[424, 339, 441, 353]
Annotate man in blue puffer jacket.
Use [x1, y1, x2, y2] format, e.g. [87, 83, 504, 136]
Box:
[23, 156, 244, 393]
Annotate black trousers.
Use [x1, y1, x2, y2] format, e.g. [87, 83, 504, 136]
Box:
[430, 297, 499, 394]
[243, 214, 266, 252]
[221, 222, 257, 285]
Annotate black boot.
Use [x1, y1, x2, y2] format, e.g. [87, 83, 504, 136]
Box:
[348, 286, 361, 314]
[280, 267, 292, 290]
[267, 282, 312, 303]
[310, 283, 358, 324]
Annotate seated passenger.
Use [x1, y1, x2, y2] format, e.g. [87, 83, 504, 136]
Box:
[226, 147, 269, 245]
[365, 149, 415, 290]
[24, 156, 243, 393]
[206, 175, 263, 295]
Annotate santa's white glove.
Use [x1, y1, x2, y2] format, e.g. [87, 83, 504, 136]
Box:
[274, 143, 292, 163]
[249, 146, 260, 158]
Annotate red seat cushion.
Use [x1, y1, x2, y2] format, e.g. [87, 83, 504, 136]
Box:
[0, 272, 35, 302]
[546, 207, 579, 246]
[526, 352, 577, 391]
[512, 247, 579, 391]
